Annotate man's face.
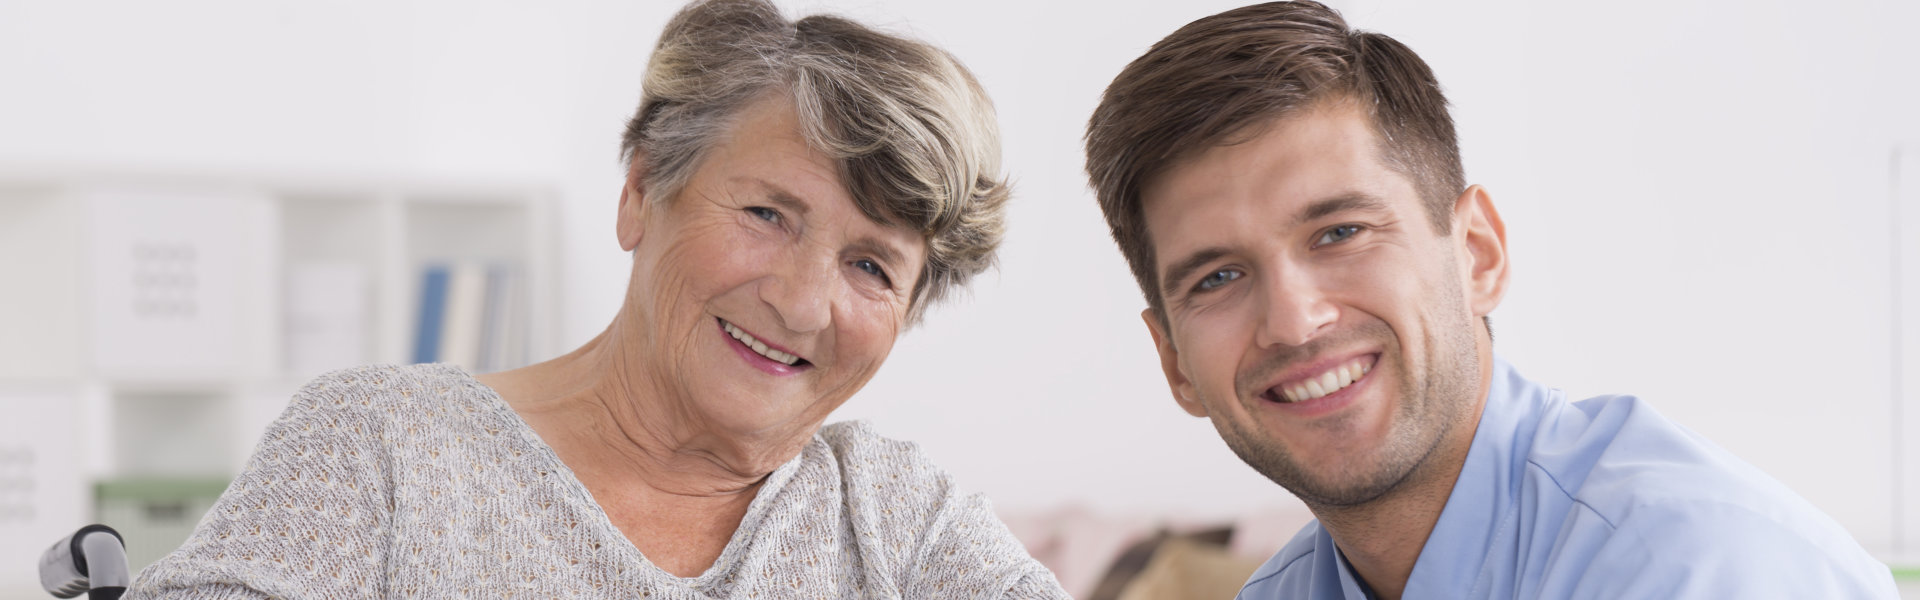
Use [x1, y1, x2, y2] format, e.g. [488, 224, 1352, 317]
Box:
[1138, 100, 1504, 507]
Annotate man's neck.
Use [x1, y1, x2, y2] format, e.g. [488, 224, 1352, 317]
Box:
[1309, 352, 1494, 600]
[1310, 438, 1472, 600]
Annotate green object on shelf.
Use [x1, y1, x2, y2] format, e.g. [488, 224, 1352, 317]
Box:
[95, 476, 235, 572]
[1892, 566, 1920, 581]
[95, 477, 232, 501]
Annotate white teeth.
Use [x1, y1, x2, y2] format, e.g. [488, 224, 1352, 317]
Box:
[722, 320, 801, 366]
[1274, 356, 1373, 403]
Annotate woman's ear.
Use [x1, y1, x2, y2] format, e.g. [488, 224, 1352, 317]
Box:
[617, 156, 650, 252]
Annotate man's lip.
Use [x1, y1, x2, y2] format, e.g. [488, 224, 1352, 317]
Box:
[1257, 351, 1381, 397]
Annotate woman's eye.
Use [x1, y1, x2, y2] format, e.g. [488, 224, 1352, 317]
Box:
[1316, 224, 1362, 246]
[746, 206, 781, 223]
[1195, 269, 1241, 292]
[853, 259, 893, 286]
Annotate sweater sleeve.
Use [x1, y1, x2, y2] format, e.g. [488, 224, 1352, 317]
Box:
[824, 421, 1069, 600]
[899, 490, 1070, 600]
[124, 370, 395, 600]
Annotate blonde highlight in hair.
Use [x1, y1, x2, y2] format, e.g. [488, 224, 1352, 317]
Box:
[623, 0, 1008, 323]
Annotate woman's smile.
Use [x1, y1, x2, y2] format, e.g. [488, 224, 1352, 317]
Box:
[718, 317, 812, 376]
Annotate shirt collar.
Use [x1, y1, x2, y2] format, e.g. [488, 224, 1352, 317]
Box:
[1399, 355, 1557, 597]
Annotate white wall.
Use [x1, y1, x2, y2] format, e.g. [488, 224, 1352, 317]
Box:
[2, 0, 1916, 558]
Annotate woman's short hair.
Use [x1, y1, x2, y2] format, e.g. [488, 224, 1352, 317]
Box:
[1084, 1, 1464, 318]
[622, 0, 1008, 323]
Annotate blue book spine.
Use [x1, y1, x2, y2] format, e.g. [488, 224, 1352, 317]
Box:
[413, 264, 451, 364]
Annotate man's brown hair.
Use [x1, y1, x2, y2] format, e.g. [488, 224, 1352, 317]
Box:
[1084, 0, 1463, 317]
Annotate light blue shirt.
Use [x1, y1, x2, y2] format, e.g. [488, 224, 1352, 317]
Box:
[1238, 357, 1898, 599]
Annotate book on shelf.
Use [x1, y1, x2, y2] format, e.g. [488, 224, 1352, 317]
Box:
[411, 262, 523, 372]
[411, 265, 450, 365]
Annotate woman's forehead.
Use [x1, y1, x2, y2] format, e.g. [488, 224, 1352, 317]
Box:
[704, 146, 926, 272]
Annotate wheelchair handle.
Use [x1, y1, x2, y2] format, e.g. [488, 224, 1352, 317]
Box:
[38, 524, 129, 600]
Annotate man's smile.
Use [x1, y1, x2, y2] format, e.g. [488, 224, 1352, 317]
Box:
[1265, 353, 1376, 403]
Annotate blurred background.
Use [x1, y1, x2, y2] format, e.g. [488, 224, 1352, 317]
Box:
[1, 0, 1917, 596]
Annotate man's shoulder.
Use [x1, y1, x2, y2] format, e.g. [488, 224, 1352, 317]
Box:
[1529, 393, 1814, 528]
[1518, 393, 1896, 597]
[1238, 520, 1330, 599]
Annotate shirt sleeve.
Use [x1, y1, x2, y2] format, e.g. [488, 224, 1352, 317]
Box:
[124, 377, 394, 600]
[1563, 501, 1899, 600]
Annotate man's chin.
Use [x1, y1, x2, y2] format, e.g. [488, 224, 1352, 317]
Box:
[1218, 421, 1409, 508]
[1281, 471, 1404, 508]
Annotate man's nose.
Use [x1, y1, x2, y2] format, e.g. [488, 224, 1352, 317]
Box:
[1253, 266, 1337, 348]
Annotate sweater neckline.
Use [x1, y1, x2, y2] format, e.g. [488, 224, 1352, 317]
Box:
[433, 363, 810, 590]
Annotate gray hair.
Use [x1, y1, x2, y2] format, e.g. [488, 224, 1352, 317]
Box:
[621, 0, 1009, 323]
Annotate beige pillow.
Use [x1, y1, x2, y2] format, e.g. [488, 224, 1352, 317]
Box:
[1117, 537, 1265, 600]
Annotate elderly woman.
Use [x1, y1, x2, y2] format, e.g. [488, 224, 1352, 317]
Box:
[125, 0, 1064, 597]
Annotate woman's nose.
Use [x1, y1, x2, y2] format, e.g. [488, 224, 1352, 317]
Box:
[760, 255, 834, 334]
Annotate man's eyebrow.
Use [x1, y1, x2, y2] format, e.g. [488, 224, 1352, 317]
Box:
[1157, 192, 1392, 299]
[1162, 247, 1232, 298]
[1295, 191, 1390, 227]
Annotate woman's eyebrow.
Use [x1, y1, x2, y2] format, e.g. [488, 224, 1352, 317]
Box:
[738, 176, 909, 271]
[740, 177, 813, 216]
[850, 237, 907, 272]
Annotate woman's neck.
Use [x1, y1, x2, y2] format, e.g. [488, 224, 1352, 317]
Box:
[478, 320, 798, 499]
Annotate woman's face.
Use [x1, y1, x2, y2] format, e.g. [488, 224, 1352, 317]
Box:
[617, 97, 925, 442]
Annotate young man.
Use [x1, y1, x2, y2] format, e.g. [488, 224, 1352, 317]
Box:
[1082, 2, 1897, 598]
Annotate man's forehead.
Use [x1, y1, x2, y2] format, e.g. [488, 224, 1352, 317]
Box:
[1140, 105, 1400, 229]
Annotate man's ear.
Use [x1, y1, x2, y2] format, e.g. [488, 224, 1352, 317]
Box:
[1143, 309, 1208, 418]
[617, 156, 652, 252]
[1452, 185, 1510, 318]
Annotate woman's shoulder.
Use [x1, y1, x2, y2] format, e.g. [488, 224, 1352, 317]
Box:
[807, 420, 958, 506]
[814, 421, 940, 474]
[800, 422, 1062, 597]
[271, 363, 508, 445]
[290, 364, 492, 415]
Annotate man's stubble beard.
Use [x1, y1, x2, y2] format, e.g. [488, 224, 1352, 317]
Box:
[1214, 279, 1481, 508]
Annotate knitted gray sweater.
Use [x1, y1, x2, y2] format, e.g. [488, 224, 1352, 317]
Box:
[125, 364, 1066, 599]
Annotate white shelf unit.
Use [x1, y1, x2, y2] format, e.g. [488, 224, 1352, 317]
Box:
[0, 173, 557, 589]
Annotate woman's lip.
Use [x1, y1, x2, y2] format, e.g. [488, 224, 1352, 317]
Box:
[719, 317, 806, 359]
[718, 318, 808, 376]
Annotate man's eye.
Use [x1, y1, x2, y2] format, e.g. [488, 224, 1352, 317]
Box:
[746, 206, 781, 223]
[1316, 224, 1362, 246]
[853, 259, 893, 286]
[1195, 269, 1241, 292]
